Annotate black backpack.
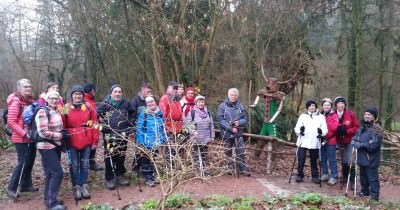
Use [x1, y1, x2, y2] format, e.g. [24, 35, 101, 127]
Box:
[2, 105, 23, 136]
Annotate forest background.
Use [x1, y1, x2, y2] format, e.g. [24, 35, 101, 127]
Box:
[1, 0, 399, 135]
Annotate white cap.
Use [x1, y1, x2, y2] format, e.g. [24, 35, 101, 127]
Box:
[145, 96, 155, 103]
[46, 91, 60, 99]
[195, 95, 205, 103]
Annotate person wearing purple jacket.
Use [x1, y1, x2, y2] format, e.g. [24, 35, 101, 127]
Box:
[184, 95, 215, 176]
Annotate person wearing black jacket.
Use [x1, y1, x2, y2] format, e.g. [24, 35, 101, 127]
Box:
[96, 84, 134, 190]
[351, 107, 383, 201]
[129, 83, 153, 176]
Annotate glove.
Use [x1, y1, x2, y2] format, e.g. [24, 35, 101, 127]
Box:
[61, 129, 71, 141]
[101, 126, 111, 134]
[300, 126, 305, 136]
[337, 125, 347, 137]
[351, 140, 362, 149]
[317, 128, 322, 135]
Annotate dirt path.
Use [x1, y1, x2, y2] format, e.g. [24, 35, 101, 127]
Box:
[1, 173, 399, 210]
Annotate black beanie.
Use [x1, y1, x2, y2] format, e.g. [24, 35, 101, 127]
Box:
[110, 84, 123, 93]
[70, 85, 84, 96]
[334, 96, 346, 106]
[365, 107, 378, 119]
[306, 99, 318, 109]
[83, 83, 96, 93]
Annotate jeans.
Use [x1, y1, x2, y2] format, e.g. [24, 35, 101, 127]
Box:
[359, 166, 380, 200]
[8, 142, 37, 191]
[39, 148, 64, 208]
[297, 147, 319, 178]
[69, 146, 91, 186]
[224, 136, 247, 171]
[321, 145, 338, 179]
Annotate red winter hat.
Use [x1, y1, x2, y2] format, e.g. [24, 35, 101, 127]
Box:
[185, 87, 195, 93]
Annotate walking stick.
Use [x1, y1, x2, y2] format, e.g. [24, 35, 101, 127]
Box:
[105, 135, 121, 200]
[318, 136, 322, 188]
[353, 148, 358, 197]
[289, 135, 303, 183]
[344, 146, 355, 197]
[15, 142, 31, 200]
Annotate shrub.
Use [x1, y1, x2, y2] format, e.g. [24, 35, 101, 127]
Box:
[165, 193, 193, 208]
[140, 199, 158, 210]
[80, 202, 113, 210]
[200, 194, 233, 207]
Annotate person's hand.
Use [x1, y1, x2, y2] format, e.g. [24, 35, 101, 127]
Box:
[300, 126, 305, 136]
[61, 130, 71, 141]
[232, 127, 238, 134]
[101, 126, 111, 134]
[353, 141, 362, 149]
[193, 131, 198, 138]
[250, 104, 256, 108]
[317, 128, 322, 135]
[234, 121, 240, 127]
[210, 138, 214, 144]
[23, 133, 30, 140]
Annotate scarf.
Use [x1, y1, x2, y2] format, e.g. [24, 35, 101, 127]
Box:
[147, 106, 161, 115]
[193, 106, 209, 119]
[109, 96, 123, 107]
[183, 96, 195, 116]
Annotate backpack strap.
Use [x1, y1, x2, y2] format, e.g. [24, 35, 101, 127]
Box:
[33, 107, 60, 148]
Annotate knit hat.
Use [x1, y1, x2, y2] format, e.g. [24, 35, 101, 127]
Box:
[365, 107, 378, 119]
[168, 81, 179, 87]
[306, 99, 318, 109]
[83, 83, 96, 93]
[334, 96, 346, 106]
[321, 98, 332, 106]
[186, 87, 195, 93]
[145, 96, 155, 103]
[71, 85, 84, 96]
[194, 95, 205, 103]
[46, 91, 60, 99]
[110, 84, 123, 93]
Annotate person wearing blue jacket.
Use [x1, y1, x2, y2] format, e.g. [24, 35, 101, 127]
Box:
[136, 96, 167, 187]
[217, 88, 250, 177]
[351, 107, 383, 201]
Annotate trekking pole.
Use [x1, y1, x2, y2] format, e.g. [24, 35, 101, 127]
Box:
[15, 142, 31, 200]
[344, 146, 355, 196]
[198, 145, 205, 179]
[353, 148, 358, 197]
[105, 138, 121, 200]
[66, 146, 79, 206]
[318, 136, 322, 188]
[289, 135, 303, 183]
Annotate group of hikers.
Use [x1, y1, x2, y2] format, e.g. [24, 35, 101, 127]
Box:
[4, 78, 383, 210]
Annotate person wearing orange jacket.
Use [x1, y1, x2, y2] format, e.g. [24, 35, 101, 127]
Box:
[62, 85, 98, 200]
[83, 83, 103, 171]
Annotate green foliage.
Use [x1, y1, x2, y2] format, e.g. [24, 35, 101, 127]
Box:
[165, 193, 193, 208]
[290, 192, 323, 206]
[140, 199, 158, 210]
[200, 194, 233, 208]
[0, 137, 14, 150]
[230, 196, 256, 210]
[80, 202, 113, 210]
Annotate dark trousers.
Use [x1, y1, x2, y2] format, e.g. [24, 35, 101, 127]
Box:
[224, 136, 247, 171]
[139, 149, 157, 181]
[359, 166, 380, 200]
[193, 144, 208, 171]
[297, 147, 319, 178]
[39, 148, 63, 208]
[89, 149, 96, 165]
[104, 138, 127, 181]
[8, 142, 37, 191]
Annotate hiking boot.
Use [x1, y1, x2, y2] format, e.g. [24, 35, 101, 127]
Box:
[81, 184, 91, 199]
[239, 170, 251, 177]
[116, 175, 130, 186]
[295, 176, 304, 183]
[357, 192, 370, 197]
[320, 174, 329, 182]
[327, 178, 337, 186]
[145, 180, 155, 187]
[105, 179, 116, 190]
[21, 186, 39, 192]
[90, 162, 103, 171]
[73, 185, 82, 200]
[6, 189, 18, 198]
[152, 177, 160, 184]
[48, 204, 66, 210]
[312, 177, 321, 184]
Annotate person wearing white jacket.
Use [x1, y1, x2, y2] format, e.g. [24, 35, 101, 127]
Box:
[294, 100, 328, 184]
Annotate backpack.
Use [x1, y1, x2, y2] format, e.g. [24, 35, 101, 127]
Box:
[3, 105, 24, 136]
[23, 102, 41, 128]
[27, 106, 58, 147]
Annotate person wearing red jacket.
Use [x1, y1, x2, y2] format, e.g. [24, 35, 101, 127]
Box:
[159, 81, 183, 135]
[83, 83, 103, 171]
[334, 96, 359, 187]
[320, 98, 339, 185]
[6, 79, 38, 198]
[62, 85, 98, 200]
